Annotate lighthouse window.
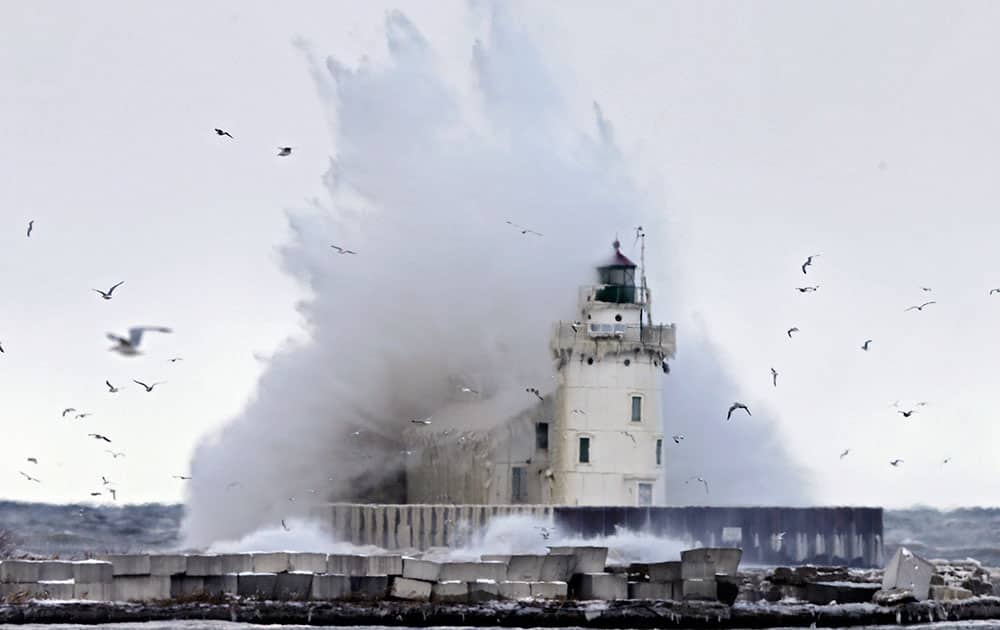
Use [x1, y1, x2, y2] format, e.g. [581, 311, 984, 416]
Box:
[579, 436, 591, 463]
[638, 482, 653, 506]
[535, 422, 549, 450]
[631, 396, 642, 422]
[656, 439, 663, 466]
[511, 467, 527, 503]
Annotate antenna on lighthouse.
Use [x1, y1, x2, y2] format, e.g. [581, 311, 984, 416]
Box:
[635, 226, 651, 326]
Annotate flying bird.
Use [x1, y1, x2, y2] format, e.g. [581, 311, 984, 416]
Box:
[459, 386, 479, 395]
[795, 286, 819, 293]
[861, 339, 873, 351]
[133, 380, 165, 393]
[770, 368, 778, 387]
[277, 146, 293, 156]
[89, 492, 102, 497]
[505, 220, 543, 236]
[108, 489, 117, 501]
[839, 449, 850, 459]
[330, 245, 357, 255]
[88, 434, 111, 443]
[26, 457, 37, 465]
[173, 475, 192, 480]
[0, 341, 4, 353]
[786, 327, 799, 338]
[26, 220, 34, 237]
[897, 409, 916, 418]
[75, 413, 92, 420]
[61, 408, 76, 418]
[107, 326, 172, 356]
[281, 519, 291, 532]
[19, 471, 40, 483]
[526, 387, 544, 401]
[571, 409, 586, 415]
[569, 321, 582, 333]
[226, 481, 241, 491]
[915, 401, 929, 407]
[727, 402, 751, 421]
[672, 434, 684, 444]
[410, 417, 432, 425]
[168, 357, 183, 363]
[942, 457, 952, 465]
[921, 287, 932, 292]
[905, 301, 936, 312]
[105, 450, 125, 459]
[101, 476, 112, 486]
[534, 526, 552, 540]
[990, 289, 1000, 295]
[890, 459, 904, 467]
[105, 380, 119, 393]
[214, 128, 234, 139]
[685, 476, 709, 495]
[92, 281, 124, 300]
[801, 254, 820, 274]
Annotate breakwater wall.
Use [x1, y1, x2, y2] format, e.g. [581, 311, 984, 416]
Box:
[324, 504, 884, 567]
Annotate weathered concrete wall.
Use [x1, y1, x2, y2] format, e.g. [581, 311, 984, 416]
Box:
[323, 504, 883, 567]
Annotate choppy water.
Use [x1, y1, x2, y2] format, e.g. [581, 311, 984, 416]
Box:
[1, 501, 998, 566]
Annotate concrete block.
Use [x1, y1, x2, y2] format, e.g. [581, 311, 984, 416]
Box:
[73, 582, 112, 601]
[432, 580, 468, 603]
[275, 572, 313, 600]
[220, 554, 253, 574]
[681, 548, 742, 576]
[390, 577, 431, 601]
[540, 554, 574, 581]
[203, 574, 238, 596]
[149, 555, 188, 576]
[883, 547, 935, 601]
[507, 555, 546, 581]
[530, 581, 568, 600]
[252, 552, 289, 574]
[327, 554, 368, 576]
[402, 558, 441, 581]
[931, 585, 973, 601]
[170, 576, 206, 598]
[439, 562, 507, 583]
[548, 546, 608, 573]
[97, 554, 151, 576]
[34, 580, 75, 600]
[649, 561, 682, 583]
[72, 561, 113, 584]
[238, 573, 278, 599]
[311, 574, 351, 600]
[498, 580, 531, 600]
[112, 576, 172, 601]
[682, 578, 718, 601]
[629, 581, 675, 600]
[350, 575, 389, 600]
[37, 561, 74, 582]
[367, 555, 404, 576]
[288, 553, 327, 574]
[1, 560, 41, 583]
[806, 581, 880, 605]
[572, 573, 627, 600]
[468, 579, 500, 602]
[185, 555, 223, 576]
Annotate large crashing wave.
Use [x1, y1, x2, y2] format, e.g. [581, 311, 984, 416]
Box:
[181, 6, 808, 548]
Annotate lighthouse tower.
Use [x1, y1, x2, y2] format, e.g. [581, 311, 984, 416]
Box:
[549, 240, 676, 506]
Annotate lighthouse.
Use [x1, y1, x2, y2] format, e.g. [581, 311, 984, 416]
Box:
[549, 239, 676, 506]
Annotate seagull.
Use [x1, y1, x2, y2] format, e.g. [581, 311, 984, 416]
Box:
[281, 519, 291, 532]
[351, 430, 361, 437]
[990, 289, 1000, 295]
[88, 434, 112, 443]
[132, 379, 165, 393]
[861, 339, 873, 351]
[795, 286, 819, 293]
[801, 254, 820, 274]
[75, 413, 92, 420]
[330, 245, 357, 255]
[770, 368, 778, 387]
[897, 409, 916, 418]
[685, 476, 710, 494]
[62, 408, 76, 418]
[942, 457, 951, 465]
[920, 287, 932, 292]
[727, 402, 751, 421]
[569, 321, 582, 333]
[226, 481, 241, 491]
[108, 489, 117, 501]
[410, 417, 432, 425]
[173, 475, 192, 480]
[26, 457, 37, 465]
[101, 476, 112, 486]
[89, 492, 102, 497]
[505, 220, 543, 236]
[672, 435, 684, 444]
[26, 220, 34, 237]
[786, 327, 799, 338]
[535, 526, 552, 540]
[526, 387, 544, 401]
[277, 146, 293, 156]
[915, 401, 929, 407]
[459, 386, 480, 395]
[105, 450, 125, 459]
[905, 301, 936, 312]
[19, 471, 40, 483]
[214, 128, 234, 139]
[890, 459, 904, 467]
[92, 281, 124, 300]
[168, 357, 183, 363]
[621, 431, 636, 444]
[571, 409, 586, 415]
[840, 449, 850, 459]
[633, 225, 644, 247]
[0, 341, 4, 353]
[107, 326, 172, 356]
[105, 380, 119, 393]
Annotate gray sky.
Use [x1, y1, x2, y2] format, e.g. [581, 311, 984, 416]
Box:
[2, 1, 998, 508]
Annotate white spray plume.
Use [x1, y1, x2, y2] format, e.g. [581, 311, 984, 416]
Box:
[182, 5, 809, 548]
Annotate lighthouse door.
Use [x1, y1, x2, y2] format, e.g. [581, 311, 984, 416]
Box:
[637, 482, 653, 506]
